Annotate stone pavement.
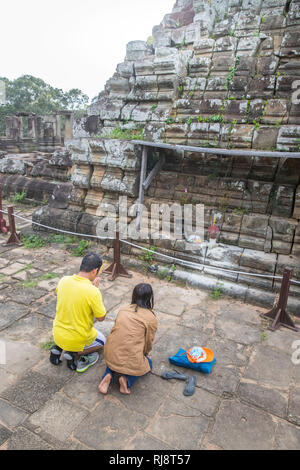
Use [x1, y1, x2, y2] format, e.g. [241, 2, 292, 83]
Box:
[0, 207, 300, 450]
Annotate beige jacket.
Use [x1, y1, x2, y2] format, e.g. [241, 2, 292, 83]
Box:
[104, 304, 158, 376]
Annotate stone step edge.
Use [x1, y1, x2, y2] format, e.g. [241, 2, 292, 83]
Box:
[108, 253, 300, 317]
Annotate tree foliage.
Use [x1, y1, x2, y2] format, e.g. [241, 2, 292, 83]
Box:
[0, 75, 89, 134]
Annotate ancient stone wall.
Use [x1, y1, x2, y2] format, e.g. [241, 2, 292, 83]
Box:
[32, 0, 300, 305]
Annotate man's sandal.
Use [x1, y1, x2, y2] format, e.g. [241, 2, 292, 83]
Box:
[161, 370, 188, 380]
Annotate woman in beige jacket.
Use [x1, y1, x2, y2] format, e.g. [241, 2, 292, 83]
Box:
[98, 283, 157, 395]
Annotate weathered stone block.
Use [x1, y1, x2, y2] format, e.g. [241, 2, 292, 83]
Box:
[71, 165, 92, 189]
[293, 186, 300, 219]
[277, 126, 300, 151]
[116, 61, 134, 78]
[247, 76, 276, 99]
[0, 155, 26, 175]
[261, 99, 290, 125]
[240, 248, 277, 273]
[253, 127, 279, 150]
[126, 40, 153, 61]
[240, 213, 269, 238]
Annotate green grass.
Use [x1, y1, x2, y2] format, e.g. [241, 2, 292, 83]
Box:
[24, 263, 33, 270]
[40, 273, 59, 280]
[21, 280, 38, 288]
[21, 234, 47, 249]
[72, 239, 91, 257]
[102, 127, 144, 141]
[40, 338, 56, 350]
[261, 332, 268, 341]
[50, 234, 76, 245]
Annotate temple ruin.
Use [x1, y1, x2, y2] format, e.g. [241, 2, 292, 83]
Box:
[0, 0, 300, 313]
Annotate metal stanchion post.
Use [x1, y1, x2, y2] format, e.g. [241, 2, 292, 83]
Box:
[103, 231, 132, 282]
[260, 267, 298, 332]
[0, 185, 8, 234]
[6, 206, 22, 246]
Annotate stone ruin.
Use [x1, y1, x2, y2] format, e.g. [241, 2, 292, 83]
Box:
[1, 0, 300, 312]
[0, 111, 73, 202]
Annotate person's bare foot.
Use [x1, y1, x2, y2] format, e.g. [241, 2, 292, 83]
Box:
[98, 374, 112, 394]
[119, 376, 131, 394]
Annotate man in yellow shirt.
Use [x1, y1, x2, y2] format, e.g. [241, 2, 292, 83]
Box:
[50, 252, 106, 373]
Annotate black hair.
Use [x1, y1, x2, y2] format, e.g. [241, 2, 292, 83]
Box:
[131, 283, 154, 311]
[80, 252, 103, 273]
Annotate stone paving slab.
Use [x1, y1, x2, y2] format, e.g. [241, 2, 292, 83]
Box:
[0, 398, 29, 428]
[0, 370, 66, 413]
[110, 373, 174, 418]
[0, 302, 29, 331]
[62, 361, 106, 410]
[288, 387, 300, 426]
[0, 262, 26, 276]
[73, 399, 148, 450]
[1, 313, 52, 344]
[170, 382, 220, 417]
[36, 298, 57, 319]
[125, 431, 173, 450]
[0, 204, 299, 450]
[5, 287, 47, 306]
[209, 399, 276, 450]
[145, 397, 210, 450]
[0, 424, 12, 446]
[275, 421, 300, 450]
[0, 339, 42, 375]
[28, 393, 89, 442]
[244, 345, 294, 390]
[3, 426, 55, 450]
[238, 381, 288, 419]
[0, 369, 17, 394]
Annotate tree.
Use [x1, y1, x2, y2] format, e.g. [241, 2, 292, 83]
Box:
[0, 75, 89, 134]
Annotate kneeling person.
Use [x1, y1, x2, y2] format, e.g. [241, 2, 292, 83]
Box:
[50, 252, 106, 372]
[98, 283, 157, 395]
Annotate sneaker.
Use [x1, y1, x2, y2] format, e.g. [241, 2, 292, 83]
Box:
[76, 352, 99, 373]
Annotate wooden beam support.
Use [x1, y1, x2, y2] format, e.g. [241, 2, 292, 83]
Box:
[136, 145, 148, 231]
[131, 140, 300, 159]
[143, 155, 165, 191]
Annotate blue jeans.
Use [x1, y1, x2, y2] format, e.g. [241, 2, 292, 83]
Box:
[102, 356, 153, 389]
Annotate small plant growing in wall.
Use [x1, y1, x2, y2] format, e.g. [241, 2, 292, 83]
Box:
[225, 56, 240, 91]
[209, 114, 224, 123]
[11, 191, 27, 203]
[139, 245, 157, 265]
[233, 207, 249, 215]
[177, 85, 183, 98]
[210, 282, 223, 300]
[166, 117, 175, 125]
[157, 264, 176, 282]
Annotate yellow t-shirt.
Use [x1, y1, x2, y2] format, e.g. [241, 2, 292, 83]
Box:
[53, 275, 106, 352]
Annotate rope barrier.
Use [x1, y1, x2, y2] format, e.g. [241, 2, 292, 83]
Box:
[1, 208, 300, 286]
